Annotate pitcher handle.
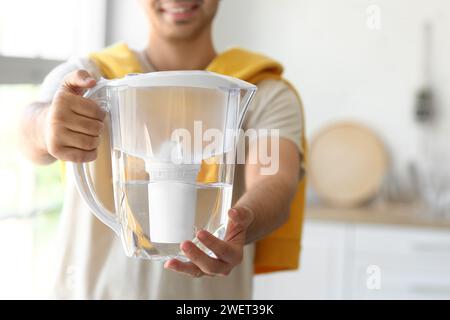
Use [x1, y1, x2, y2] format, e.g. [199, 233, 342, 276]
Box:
[71, 80, 121, 235]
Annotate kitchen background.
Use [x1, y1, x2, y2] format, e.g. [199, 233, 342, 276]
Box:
[0, 0, 449, 299]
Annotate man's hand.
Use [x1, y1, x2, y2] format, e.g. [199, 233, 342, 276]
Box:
[164, 206, 254, 277]
[43, 70, 106, 163]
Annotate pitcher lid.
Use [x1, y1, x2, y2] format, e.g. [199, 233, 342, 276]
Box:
[106, 70, 257, 91]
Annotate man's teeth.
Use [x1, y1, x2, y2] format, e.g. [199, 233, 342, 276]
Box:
[166, 7, 192, 13]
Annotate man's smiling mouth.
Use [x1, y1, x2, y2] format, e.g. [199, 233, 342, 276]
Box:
[159, 0, 202, 15]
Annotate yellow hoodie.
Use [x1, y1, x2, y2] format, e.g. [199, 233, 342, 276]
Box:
[88, 43, 307, 274]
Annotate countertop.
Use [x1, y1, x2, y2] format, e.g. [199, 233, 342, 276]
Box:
[306, 201, 450, 230]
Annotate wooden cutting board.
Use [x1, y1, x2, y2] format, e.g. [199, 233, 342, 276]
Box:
[309, 122, 389, 208]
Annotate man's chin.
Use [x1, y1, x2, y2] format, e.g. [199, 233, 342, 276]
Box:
[173, 19, 195, 26]
[165, 31, 199, 42]
[162, 23, 205, 41]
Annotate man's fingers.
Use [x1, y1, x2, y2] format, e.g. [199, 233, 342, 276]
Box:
[60, 128, 100, 151]
[43, 69, 103, 164]
[64, 113, 104, 137]
[164, 259, 205, 278]
[71, 96, 106, 121]
[55, 147, 97, 163]
[180, 241, 230, 276]
[68, 95, 106, 121]
[197, 230, 242, 265]
[61, 70, 96, 95]
[165, 207, 253, 278]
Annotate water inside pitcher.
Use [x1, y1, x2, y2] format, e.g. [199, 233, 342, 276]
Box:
[73, 71, 256, 261]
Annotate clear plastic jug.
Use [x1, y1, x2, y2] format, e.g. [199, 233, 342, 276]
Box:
[72, 71, 256, 260]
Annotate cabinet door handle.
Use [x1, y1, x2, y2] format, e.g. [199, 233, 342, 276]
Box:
[412, 243, 450, 253]
[409, 284, 450, 295]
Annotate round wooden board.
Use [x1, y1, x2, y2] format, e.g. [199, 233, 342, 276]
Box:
[309, 122, 389, 208]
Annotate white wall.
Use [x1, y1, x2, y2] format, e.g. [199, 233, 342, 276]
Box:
[214, 0, 450, 188]
[0, 0, 107, 59]
[108, 0, 450, 188]
[106, 0, 147, 48]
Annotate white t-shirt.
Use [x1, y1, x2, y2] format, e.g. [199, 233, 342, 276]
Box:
[39, 49, 303, 299]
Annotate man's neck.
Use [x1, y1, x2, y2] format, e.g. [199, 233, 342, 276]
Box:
[146, 29, 217, 71]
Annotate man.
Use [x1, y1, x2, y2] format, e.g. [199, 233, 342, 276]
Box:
[19, 0, 305, 299]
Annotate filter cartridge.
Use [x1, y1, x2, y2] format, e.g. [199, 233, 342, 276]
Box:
[145, 162, 200, 243]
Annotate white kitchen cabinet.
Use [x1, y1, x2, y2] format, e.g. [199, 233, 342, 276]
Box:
[253, 222, 347, 299]
[348, 225, 450, 300]
[253, 220, 450, 300]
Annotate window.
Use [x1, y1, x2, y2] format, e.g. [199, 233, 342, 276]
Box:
[0, 0, 107, 298]
[0, 0, 106, 59]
